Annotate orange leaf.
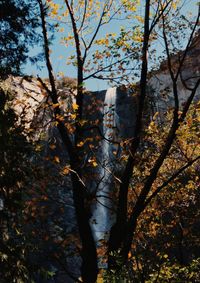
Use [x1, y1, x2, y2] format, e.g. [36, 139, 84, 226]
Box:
[54, 156, 60, 163]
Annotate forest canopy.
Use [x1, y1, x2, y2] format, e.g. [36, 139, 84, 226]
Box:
[0, 0, 42, 75]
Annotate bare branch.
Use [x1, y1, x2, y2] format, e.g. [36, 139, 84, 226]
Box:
[108, 0, 151, 265]
[162, 15, 175, 82]
[64, 0, 84, 119]
[82, 2, 107, 61]
[78, 0, 87, 32]
[83, 51, 136, 81]
[150, 0, 173, 34]
[179, 77, 200, 123]
[144, 155, 200, 207]
[175, 6, 200, 80]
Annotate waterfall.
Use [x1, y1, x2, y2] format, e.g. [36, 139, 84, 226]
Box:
[90, 87, 118, 243]
[0, 198, 3, 210]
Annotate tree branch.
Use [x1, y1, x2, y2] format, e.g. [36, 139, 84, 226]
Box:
[144, 155, 200, 207]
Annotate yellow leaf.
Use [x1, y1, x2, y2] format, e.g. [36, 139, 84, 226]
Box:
[51, 10, 58, 15]
[54, 156, 60, 163]
[72, 103, 79, 110]
[70, 113, 76, 120]
[35, 144, 43, 152]
[79, 119, 87, 126]
[172, 2, 177, 10]
[135, 15, 144, 24]
[56, 114, 64, 121]
[77, 141, 84, 147]
[92, 161, 98, 167]
[62, 166, 70, 175]
[88, 157, 98, 167]
[52, 103, 60, 108]
[15, 228, 21, 235]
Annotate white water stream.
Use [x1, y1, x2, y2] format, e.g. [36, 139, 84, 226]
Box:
[90, 87, 118, 243]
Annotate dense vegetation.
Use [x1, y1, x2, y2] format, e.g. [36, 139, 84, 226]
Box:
[0, 0, 41, 75]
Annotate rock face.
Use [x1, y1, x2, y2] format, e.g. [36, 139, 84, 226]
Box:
[149, 31, 200, 114]
[0, 76, 80, 282]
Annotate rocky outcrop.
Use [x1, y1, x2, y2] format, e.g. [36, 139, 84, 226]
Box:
[0, 76, 81, 282]
[149, 31, 200, 115]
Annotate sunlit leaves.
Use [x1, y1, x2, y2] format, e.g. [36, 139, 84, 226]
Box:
[126, 97, 200, 279]
[47, 0, 60, 17]
[72, 102, 79, 110]
[121, 0, 139, 12]
[45, 0, 142, 83]
[77, 141, 84, 147]
[88, 157, 98, 167]
[134, 15, 144, 24]
[54, 155, 60, 163]
[62, 165, 70, 175]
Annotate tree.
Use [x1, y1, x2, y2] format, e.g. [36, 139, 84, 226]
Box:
[37, 1, 140, 282]
[0, 0, 41, 75]
[109, 102, 200, 281]
[0, 84, 33, 282]
[5, 0, 200, 282]
[108, 0, 200, 270]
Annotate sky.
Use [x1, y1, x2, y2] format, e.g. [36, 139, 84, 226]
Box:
[23, 0, 198, 91]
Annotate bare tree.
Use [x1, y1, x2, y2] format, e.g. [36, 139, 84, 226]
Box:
[36, 0, 200, 282]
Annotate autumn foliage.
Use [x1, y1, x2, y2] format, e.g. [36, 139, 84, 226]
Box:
[0, 1, 200, 283]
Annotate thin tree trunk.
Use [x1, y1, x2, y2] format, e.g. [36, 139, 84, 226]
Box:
[37, 2, 98, 282]
[108, 0, 150, 269]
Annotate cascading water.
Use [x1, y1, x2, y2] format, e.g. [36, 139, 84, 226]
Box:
[90, 87, 119, 243]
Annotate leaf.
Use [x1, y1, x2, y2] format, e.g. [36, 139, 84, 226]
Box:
[62, 166, 70, 175]
[70, 113, 76, 120]
[128, 252, 132, 259]
[79, 119, 87, 126]
[92, 161, 98, 167]
[72, 103, 79, 110]
[52, 103, 60, 108]
[35, 144, 43, 152]
[77, 141, 84, 147]
[88, 157, 98, 167]
[15, 228, 21, 235]
[49, 144, 56, 150]
[54, 156, 60, 163]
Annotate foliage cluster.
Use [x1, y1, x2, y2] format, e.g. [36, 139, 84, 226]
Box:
[0, 0, 43, 76]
